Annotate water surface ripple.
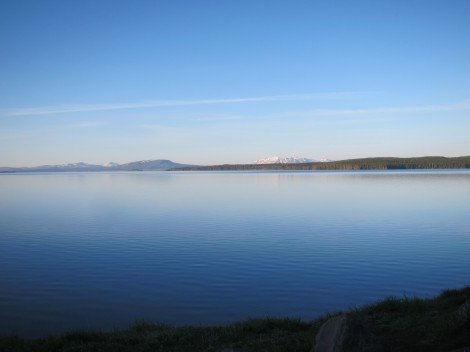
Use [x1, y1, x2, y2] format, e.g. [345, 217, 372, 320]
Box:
[1, 170, 469, 337]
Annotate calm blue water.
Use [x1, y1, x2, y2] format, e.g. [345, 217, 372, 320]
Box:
[1, 170, 469, 337]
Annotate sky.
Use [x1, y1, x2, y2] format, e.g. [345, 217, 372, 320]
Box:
[1, 0, 469, 167]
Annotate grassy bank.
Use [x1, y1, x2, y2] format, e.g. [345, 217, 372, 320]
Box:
[1, 286, 469, 352]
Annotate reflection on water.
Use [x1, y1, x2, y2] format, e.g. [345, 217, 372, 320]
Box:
[1, 170, 469, 337]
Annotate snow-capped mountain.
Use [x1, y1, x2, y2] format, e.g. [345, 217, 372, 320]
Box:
[104, 162, 120, 167]
[30, 162, 103, 170]
[0, 160, 195, 172]
[59, 162, 102, 168]
[253, 156, 316, 164]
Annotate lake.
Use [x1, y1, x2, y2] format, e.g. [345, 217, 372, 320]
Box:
[1, 170, 469, 337]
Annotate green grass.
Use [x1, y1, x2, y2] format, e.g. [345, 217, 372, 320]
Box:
[359, 287, 470, 351]
[1, 287, 469, 352]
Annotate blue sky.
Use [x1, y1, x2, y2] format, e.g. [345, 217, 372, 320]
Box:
[1, 0, 469, 166]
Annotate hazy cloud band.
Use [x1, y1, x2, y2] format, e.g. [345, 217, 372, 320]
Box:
[6, 92, 366, 116]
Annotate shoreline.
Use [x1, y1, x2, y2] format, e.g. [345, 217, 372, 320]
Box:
[2, 286, 469, 351]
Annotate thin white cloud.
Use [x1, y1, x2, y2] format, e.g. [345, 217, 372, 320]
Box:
[304, 100, 470, 116]
[181, 99, 470, 125]
[63, 121, 108, 129]
[133, 99, 470, 130]
[6, 92, 368, 116]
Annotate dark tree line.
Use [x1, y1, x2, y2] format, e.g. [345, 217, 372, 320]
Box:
[170, 156, 470, 171]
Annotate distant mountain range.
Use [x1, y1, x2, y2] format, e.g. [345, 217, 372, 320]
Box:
[3, 156, 470, 173]
[0, 160, 194, 173]
[253, 156, 333, 164]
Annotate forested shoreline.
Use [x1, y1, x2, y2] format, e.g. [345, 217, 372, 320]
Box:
[170, 156, 470, 171]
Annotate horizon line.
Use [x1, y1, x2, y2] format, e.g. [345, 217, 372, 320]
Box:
[2, 154, 470, 169]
